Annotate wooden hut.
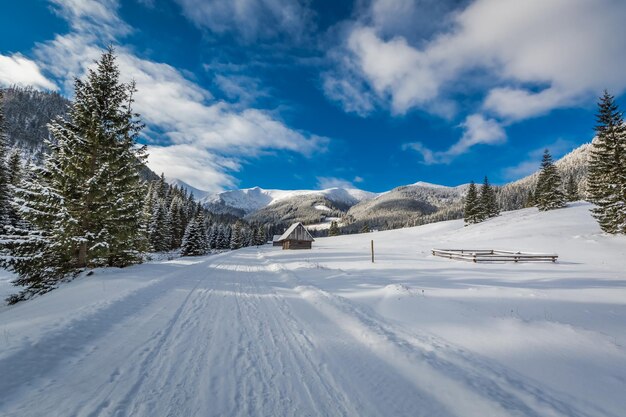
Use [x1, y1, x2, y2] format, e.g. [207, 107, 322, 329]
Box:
[272, 235, 283, 247]
[277, 222, 314, 250]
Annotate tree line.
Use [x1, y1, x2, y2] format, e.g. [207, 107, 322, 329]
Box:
[464, 90, 625, 234]
[0, 48, 270, 303]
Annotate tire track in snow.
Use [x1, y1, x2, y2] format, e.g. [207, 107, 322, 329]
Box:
[251, 251, 455, 417]
[290, 281, 618, 417]
[0, 257, 219, 415]
[85, 275, 209, 417]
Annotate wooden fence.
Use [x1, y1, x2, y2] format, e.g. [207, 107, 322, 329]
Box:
[431, 249, 558, 263]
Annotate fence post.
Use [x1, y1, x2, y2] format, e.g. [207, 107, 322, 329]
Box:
[371, 240, 375, 263]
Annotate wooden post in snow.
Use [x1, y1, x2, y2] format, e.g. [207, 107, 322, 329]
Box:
[371, 240, 375, 263]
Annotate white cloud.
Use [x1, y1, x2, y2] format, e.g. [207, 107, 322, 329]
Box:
[321, 71, 377, 117]
[404, 114, 506, 164]
[48, 0, 131, 38]
[328, 0, 626, 120]
[30, 0, 328, 191]
[447, 114, 506, 156]
[316, 176, 358, 189]
[213, 74, 268, 105]
[147, 145, 238, 193]
[0, 53, 57, 90]
[172, 0, 313, 42]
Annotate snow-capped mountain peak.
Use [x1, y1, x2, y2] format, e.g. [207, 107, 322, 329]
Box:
[200, 186, 377, 216]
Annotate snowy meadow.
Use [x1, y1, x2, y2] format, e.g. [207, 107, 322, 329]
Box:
[0, 202, 624, 416]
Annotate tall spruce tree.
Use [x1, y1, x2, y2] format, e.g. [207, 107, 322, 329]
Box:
[535, 149, 566, 211]
[463, 181, 481, 225]
[525, 189, 536, 208]
[479, 176, 499, 219]
[566, 176, 579, 202]
[328, 221, 340, 236]
[2, 47, 148, 298]
[1, 162, 65, 301]
[587, 91, 626, 233]
[255, 225, 266, 245]
[0, 90, 9, 226]
[5, 148, 23, 225]
[149, 201, 172, 252]
[230, 223, 242, 250]
[181, 215, 208, 256]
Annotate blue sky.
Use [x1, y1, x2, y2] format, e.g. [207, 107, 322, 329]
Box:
[1, 0, 625, 193]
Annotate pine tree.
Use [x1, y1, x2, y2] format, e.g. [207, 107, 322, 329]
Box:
[216, 225, 228, 249]
[566, 176, 579, 202]
[535, 149, 566, 211]
[168, 197, 185, 249]
[230, 223, 242, 250]
[587, 91, 626, 233]
[463, 181, 481, 225]
[525, 189, 536, 208]
[181, 215, 208, 256]
[2, 48, 145, 292]
[208, 224, 218, 250]
[13, 46, 150, 270]
[328, 221, 340, 236]
[149, 201, 171, 252]
[479, 176, 499, 219]
[5, 148, 23, 226]
[255, 225, 266, 245]
[1, 163, 65, 301]
[0, 90, 9, 226]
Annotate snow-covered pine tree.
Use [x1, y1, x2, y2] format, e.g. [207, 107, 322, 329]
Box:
[243, 228, 253, 247]
[149, 201, 172, 252]
[587, 91, 626, 234]
[168, 197, 185, 249]
[216, 224, 227, 249]
[566, 175, 579, 202]
[535, 149, 566, 211]
[328, 221, 340, 236]
[463, 180, 481, 225]
[207, 224, 217, 250]
[181, 215, 208, 256]
[34, 46, 148, 268]
[479, 176, 499, 219]
[256, 225, 266, 245]
[224, 225, 232, 247]
[5, 147, 23, 226]
[524, 189, 535, 208]
[230, 223, 242, 250]
[1, 162, 65, 301]
[0, 90, 9, 226]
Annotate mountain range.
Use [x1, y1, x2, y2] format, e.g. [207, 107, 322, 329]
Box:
[170, 142, 589, 232]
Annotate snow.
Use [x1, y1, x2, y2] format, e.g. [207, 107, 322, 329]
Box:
[0, 268, 16, 302]
[411, 180, 452, 188]
[305, 216, 343, 230]
[201, 186, 377, 214]
[314, 204, 331, 211]
[1, 202, 625, 417]
[166, 178, 210, 200]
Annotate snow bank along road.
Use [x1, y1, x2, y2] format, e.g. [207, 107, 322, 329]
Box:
[0, 203, 625, 416]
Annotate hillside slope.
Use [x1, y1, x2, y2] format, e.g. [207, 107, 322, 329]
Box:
[1, 202, 624, 417]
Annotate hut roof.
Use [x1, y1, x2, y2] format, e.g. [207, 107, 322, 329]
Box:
[278, 222, 315, 242]
[272, 235, 282, 242]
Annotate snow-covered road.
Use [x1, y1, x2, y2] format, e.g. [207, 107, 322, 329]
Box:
[1, 203, 625, 416]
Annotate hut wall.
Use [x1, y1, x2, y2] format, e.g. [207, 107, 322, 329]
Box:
[282, 240, 312, 250]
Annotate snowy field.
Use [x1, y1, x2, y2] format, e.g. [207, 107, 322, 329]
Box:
[0, 202, 625, 417]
